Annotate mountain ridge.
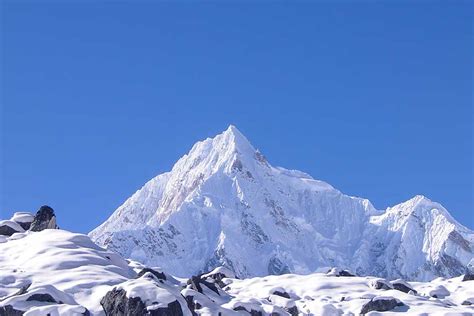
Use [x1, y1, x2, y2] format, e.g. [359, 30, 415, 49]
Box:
[89, 125, 473, 281]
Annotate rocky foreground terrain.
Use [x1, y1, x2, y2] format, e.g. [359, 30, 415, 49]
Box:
[1, 207, 473, 315]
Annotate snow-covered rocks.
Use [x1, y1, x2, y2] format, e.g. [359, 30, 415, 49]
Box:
[369, 278, 393, 290]
[0, 283, 90, 315]
[1, 222, 474, 315]
[90, 125, 474, 281]
[101, 273, 190, 316]
[10, 212, 34, 230]
[0, 220, 24, 237]
[427, 284, 450, 298]
[326, 267, 355, 277]
[0, 206, 57, 238]
[391, 279, 417, 294]
[360, 296, 404, 314]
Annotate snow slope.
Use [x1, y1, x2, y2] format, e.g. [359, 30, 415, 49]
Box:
[1, 228, 473, 315]
[89, 125, 474, 281]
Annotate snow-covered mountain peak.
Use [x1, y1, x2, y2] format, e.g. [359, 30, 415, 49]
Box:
[90, 128, 473, 281]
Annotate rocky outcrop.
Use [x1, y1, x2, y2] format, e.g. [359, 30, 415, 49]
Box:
[361, 296, 404, 314]
[101, 288, 147, 316]
[391, 280, 417, 294]
[327, 267, 355, 277]
[0, 221, 24, 237]
[10, 213, 34, 230]
[186, 276, 220, 295]
[369, 279, 393, 290]
[29, 206, 58, 232]
[0, 305, 24, 316]
[100, 288, 184, 316]
[136, 268, 166, 281]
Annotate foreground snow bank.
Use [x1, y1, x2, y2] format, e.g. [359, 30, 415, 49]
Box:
[1, 228, 473, 315]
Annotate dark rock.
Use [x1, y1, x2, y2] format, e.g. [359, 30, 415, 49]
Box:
[392, 280, 417, 294]
[136, 268, 166, 281]
[338, 270, 355, 277]
[26, 293, 58, 303]
[184, 295, 200, 316]
[0, 223, 20, 237]
[201, 269, 236, 288]
[327, 268, 355, 277]
[371, 279, 392, 290]
[187, 276, 219, 296]
[462, 273, 474, 282]
[101, 288, 184, 316]
[17, 222, 31, 231]
[272, 290, 290, 299]
[101, 288, 147, 316]
[462, 300, 472, 305]
[0, 305, 24, 316]
[149, 300, 183, 316]
[286, 306, 298, 316]
[361, 297, 404, 314]
[29, 206, 58, 232]
[233, 306, 262, 316]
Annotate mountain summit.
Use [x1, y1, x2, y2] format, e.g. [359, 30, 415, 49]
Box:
[89, 126, 473, 281]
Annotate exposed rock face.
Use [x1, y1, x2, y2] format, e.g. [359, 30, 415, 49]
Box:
[136, 268, 166, 281]
[361, 297, 404, 314]
[29, 206, 58, 232]
[186, 276, 219, 296]
[0, 305, 24, 316]
[101, 288, 147, 316]
[100, 288, 184, 316]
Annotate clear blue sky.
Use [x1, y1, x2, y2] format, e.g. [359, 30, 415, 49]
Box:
[1, 2, 472, 232]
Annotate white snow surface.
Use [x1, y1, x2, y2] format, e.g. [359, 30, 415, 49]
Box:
[0, 229, 134, 314]
[89, 125, 474, 281]
[1, 228, 473, 315]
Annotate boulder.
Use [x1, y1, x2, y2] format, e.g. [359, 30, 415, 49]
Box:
[391, 279, 417, 294]
[29, 206, 58, 232]
[0, 220, 24, 237]
[101, 288, 147, 316]
[271, 289, 290, 299]
[361, 296, 404, 314]
[462, 299, 473, 305]
[101, 287, 184, 316]
[369, 279, 393, 290]
[428, 285, 450, 298]
[327, 267, 355, 277]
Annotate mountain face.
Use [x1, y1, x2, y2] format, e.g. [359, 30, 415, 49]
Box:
[89, 126, 474, 281]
